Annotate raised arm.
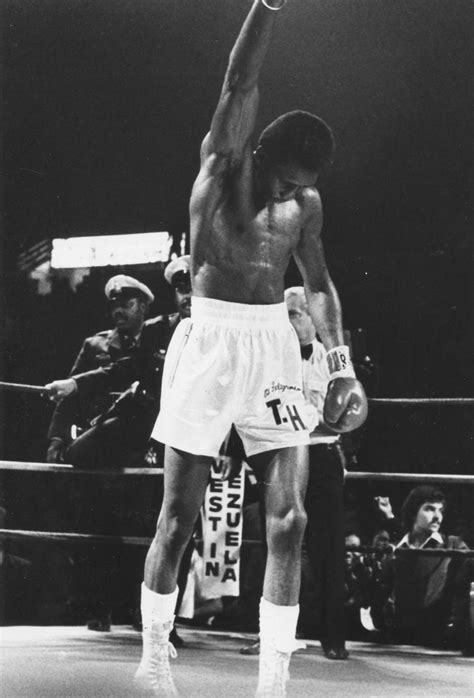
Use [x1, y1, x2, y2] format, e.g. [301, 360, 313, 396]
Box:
[202, 0, 287, 163]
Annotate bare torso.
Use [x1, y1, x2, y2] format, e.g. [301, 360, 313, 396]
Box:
[190, 153, 320, 305]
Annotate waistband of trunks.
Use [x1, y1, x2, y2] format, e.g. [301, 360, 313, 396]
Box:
[191, 296, 290, 328]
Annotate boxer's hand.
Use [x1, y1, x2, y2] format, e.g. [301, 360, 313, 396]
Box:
[323, 377, 368, 433]
[45, 378, 78, 402]
[46, 438, 65, 463]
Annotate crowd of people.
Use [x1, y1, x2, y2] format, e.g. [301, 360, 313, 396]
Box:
[341, 489, 472, 651]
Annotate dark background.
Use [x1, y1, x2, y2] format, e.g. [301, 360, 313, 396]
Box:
[1, 1, 473, 477]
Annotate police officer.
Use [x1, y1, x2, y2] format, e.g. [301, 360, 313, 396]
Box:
[45, 261, 192, 637]
[46, 263, 191, 468]
[46, 274, 154, 466]
[164, 255, 192, 320]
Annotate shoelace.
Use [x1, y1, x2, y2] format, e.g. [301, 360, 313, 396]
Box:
[147, 641, 178, 693]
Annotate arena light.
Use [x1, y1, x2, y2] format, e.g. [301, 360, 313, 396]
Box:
[51, 232, 172, 269]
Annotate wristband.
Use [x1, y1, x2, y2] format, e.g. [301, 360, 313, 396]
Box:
[326, 345, 356, 379]
[261, 0, 287, 11]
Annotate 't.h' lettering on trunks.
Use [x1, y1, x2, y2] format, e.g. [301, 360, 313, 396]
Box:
[266, 398, 306, 431]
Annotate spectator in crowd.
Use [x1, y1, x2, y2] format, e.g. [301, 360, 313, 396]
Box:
[241, 287, 358, 658]
[342, 531, 375, 640]
[44, 259, 192, 639]
[451, 558, 474, 656]
[284, 286, 350, 659]
[371, 485, 469, 648]
[345, 533, 361, 550]
[46, 270, 186, 468]
[372, 496, 403, 543]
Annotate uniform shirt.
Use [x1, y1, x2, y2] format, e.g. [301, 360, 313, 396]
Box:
[301, 338, 339, 445]
[48, 313, 180, 444]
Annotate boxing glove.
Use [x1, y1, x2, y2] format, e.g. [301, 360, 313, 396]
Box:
[323, 346, 368, 433]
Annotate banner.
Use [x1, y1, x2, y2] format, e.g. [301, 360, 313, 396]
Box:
[200, 460, 245, 599]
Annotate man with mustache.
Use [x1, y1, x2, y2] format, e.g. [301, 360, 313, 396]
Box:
[373, 486, 469, 649]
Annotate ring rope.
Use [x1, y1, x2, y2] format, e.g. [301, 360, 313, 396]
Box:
[0, 460, 164, 476]
[1, 380, 472, 405]
[2, 529, 474, 558]
[0, 529, 152, 546]
[393, 547, 474, 558]
[345, 472, 474, 484]
[368, 397, 474, 405]
[0, 461, 472, 484]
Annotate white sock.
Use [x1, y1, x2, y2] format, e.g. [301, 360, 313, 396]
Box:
[259, 597, 299, 653]
[140, 582, 178, 632]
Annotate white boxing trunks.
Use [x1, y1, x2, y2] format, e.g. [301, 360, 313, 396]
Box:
[151, 297, 310, 458]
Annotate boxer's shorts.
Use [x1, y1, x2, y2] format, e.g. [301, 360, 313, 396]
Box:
[152, 297, 310, 457]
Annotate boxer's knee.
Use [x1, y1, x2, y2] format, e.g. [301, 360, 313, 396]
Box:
[266, 504, 307, 552]
[154, 510, 195, 556]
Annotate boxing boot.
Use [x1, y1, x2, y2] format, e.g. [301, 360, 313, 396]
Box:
[134, 583, 179, 696]
[255, 598, 300, 698]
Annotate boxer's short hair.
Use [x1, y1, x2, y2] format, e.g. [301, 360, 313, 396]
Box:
[258, 110, 335, 173]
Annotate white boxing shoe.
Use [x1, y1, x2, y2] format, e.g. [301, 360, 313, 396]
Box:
[134, 622, 179, 696]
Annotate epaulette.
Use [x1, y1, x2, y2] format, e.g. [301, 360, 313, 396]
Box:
[144, 315, 168, 328]
[144, 313, 179, 328]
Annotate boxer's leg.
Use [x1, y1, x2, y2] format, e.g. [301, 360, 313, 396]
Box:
[135, 446, 213, 695]
[249, 445, 308, 698]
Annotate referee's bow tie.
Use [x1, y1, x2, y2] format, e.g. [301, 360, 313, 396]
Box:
[300, 343, 313, 360]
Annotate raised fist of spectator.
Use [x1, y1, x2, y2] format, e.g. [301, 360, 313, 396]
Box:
[374, 496, 394, 520]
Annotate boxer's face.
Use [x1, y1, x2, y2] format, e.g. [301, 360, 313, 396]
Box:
[255, 151, 318, 203]
[412, 501, 444, 537]
[268, 163, 318, 202]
